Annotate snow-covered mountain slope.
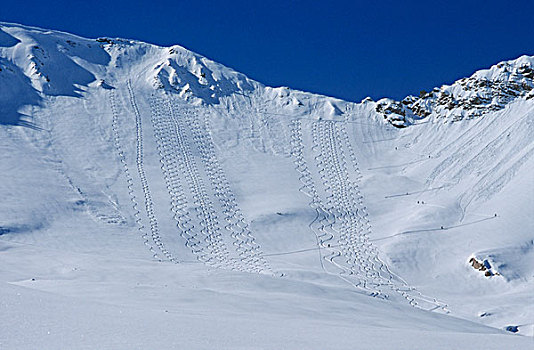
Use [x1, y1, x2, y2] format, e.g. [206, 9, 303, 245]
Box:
[0, 22, 532, 349]
[375, 55, 534, 127]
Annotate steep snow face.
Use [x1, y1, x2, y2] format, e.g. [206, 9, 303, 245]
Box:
[0, 22, 533, 348]
[149, 45, 258, 104]
[0, 23, 112, 127]
[375, 55, 534, 126]
[357, 97, 534, 335]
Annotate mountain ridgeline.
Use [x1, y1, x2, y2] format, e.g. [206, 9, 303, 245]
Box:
[1, 22, 533, 341]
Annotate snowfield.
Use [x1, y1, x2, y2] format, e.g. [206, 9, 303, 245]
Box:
[0, 22, 532, 349]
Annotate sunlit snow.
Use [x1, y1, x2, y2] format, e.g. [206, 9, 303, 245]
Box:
[1, 22, 532, 349]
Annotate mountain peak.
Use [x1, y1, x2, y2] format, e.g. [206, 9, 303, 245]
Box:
[375, 55, 534, 127]
[1, 22, 533, 346]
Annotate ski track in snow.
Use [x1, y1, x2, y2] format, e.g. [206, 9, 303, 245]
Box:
[126, 80, 180, 262]
[291, 117, 449, 311]
[148, 92, 271, 273]
[177, 100, 271, 273]
[147, 92, 233, 270]
[166, 100, 234, 270]
[149, 93, 203, 264]
[290, 119, 364, 289]
[109, 87, 160, 260]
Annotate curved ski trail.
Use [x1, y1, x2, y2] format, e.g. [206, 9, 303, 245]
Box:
[149, 93, 239, 270]
[178, 101, 271, 273]
[126, 81, 180, 262]
[150, 94, 238, 269]
[291, 117, 448, 312]
[109, 87, 161, 260]
[160, 95, 270, 273]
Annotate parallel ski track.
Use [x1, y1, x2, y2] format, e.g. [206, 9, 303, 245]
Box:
[149, 94, 201, 264]
[126, 81, 175, 262]
[177, 100, 272, 273]
[109, 88, 159, 260]
[338, 117, 396, 282]
[150, 93, 236, 268]
[290, 119, 366, 290]
[322, 119, 449, 310]
[161, 97, 234, 269]
[313, 121, 383, 292]
[326, 120, 390, 282]
[338, 117, 444, 307]
[292, 117, 449, 310]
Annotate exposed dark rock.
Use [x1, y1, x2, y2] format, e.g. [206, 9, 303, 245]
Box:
[375, 57, 534, 127]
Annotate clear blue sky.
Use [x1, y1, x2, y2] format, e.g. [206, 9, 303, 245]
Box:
[2, 1, 533, 101]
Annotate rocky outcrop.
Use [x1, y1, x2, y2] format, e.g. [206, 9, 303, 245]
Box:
[469, 256, 500, 277]
[376, 56, 534, 127]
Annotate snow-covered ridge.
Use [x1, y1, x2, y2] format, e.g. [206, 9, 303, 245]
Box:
[1, 22, 533, 347]
[374, 55, 534, 127]
[2, 21, 532, 126]
[0, 22, 263, 125]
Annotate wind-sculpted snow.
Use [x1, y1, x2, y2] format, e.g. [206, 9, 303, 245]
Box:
[0, 22, 533, 348]
[1, 23, 110, 97]
[0, 57, 41, 127]
[150, 46, 256, 104]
